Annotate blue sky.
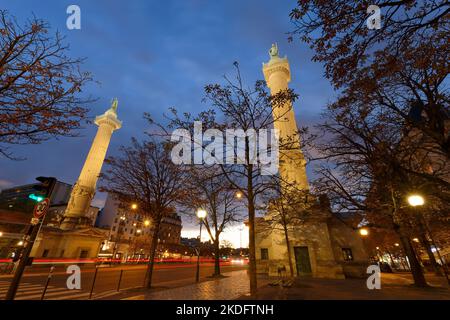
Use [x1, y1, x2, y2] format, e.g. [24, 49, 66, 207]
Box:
[0, 0, 335, 245]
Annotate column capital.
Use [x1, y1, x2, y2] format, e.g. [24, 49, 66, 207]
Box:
[94, 109, 122, 130]
[262, 56, 291, 85]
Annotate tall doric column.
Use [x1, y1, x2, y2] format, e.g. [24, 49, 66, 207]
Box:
[61, 99, 122, 230]
[262, 44, 309, 190]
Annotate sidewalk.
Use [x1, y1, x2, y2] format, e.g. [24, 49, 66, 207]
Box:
[238, 273, 450, 300]
[124, 270, 267, 300]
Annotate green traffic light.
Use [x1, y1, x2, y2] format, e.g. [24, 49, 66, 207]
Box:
[29, 194, 44, 202]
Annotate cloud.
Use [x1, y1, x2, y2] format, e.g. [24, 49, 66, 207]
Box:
[0, 179, 13, 190]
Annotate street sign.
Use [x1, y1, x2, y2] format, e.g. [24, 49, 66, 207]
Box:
[33, 198, 50, 219]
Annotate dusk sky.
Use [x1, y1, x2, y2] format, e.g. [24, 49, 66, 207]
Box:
[0, 0, 335, 246]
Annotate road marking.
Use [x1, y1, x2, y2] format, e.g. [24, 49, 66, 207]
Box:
[16, 288, 86, 300]
[0, 282, 90, 300]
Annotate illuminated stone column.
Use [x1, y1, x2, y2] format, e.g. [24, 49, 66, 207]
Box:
[61, 99, 122, 230]
[262, 44, 309, 190]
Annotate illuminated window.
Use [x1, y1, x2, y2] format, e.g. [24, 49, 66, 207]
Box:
[342, 248, 353, 261]
[261, 248, 269, 260]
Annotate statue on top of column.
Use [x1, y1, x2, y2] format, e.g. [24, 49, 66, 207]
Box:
[111, 98, 119, 113]
[269, 43, 279, 58]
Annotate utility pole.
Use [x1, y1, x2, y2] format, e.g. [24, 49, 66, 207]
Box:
[6, 177, 56, 300]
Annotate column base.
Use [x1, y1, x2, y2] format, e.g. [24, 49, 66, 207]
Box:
[60, 216, 93, 231]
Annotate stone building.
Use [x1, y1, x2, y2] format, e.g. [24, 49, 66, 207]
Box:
[96, 193, 182, 261]
[255, 45, 369, 279]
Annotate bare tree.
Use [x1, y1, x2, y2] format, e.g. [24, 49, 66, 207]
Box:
[186, 167, 242, 276]
[311, 90, 450, 286]
[146, 62, 299, 295]
[100, 138, 189, 288]
[0, 10, 94, 159]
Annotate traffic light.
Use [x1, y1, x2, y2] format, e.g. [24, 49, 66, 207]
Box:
[30, 177, 57, 201]
[28, 194, 44, 202]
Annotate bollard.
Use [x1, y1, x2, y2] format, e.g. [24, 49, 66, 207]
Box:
[117, 269, 123, 292]
[89, 266, 99, 300]
[41, 266, 55, 300]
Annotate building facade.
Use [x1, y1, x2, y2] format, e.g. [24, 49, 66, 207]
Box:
[96, 193, 182, 261]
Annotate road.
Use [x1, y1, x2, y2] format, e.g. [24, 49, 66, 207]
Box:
[0, 262, 248, 300]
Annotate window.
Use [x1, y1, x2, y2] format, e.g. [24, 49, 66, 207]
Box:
[342, 248, 353, 261]
[114, 218, 118, 223]
[42, 249, 49, 258]
[79, 250, 89, 258]
[60, 250, 65, 258]
[260, 248, 269, 260]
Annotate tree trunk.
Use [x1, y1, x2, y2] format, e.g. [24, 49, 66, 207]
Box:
[387, 251, 396, 268]
[283, 224, 294, 277]
[247, 170, 257, 296]
[398, 232, 428, 287]
[144, 218, 162, 289]
[419, 232, 442, 275]
[213, 239, 221, 276]
[416, 214, 442, 276]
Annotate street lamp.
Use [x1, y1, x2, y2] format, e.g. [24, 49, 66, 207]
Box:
[144, 220, 150, 227]
[407, 194, 449, 284]
[359, 228, 369, 236]
[196, 209, 207, 282]
[236, 191, 243, 199]
[0, 231, 3, 237]
[131, 203, 138, 210]
[407, 194, 425, 207]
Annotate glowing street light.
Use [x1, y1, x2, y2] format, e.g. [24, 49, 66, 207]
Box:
[359, 228, 369, 236]
[131, 203, 138, 210]
[0, 231, 3, 237]
[407, 195, 424, 207]
[394, 243, 400, 247]
[236, 191, 243, 199]
[196, 209, 207, 220]
[17, 241, 24, 246]
[144, 220, 150, 227]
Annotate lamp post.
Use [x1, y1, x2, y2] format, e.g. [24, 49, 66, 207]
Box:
[196, 209, 207, 282]
[358, 227, 370, 260]
[407, 194, 449, 284]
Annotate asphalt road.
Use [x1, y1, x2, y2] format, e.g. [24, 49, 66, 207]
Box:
[0, 262, 248, 300]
